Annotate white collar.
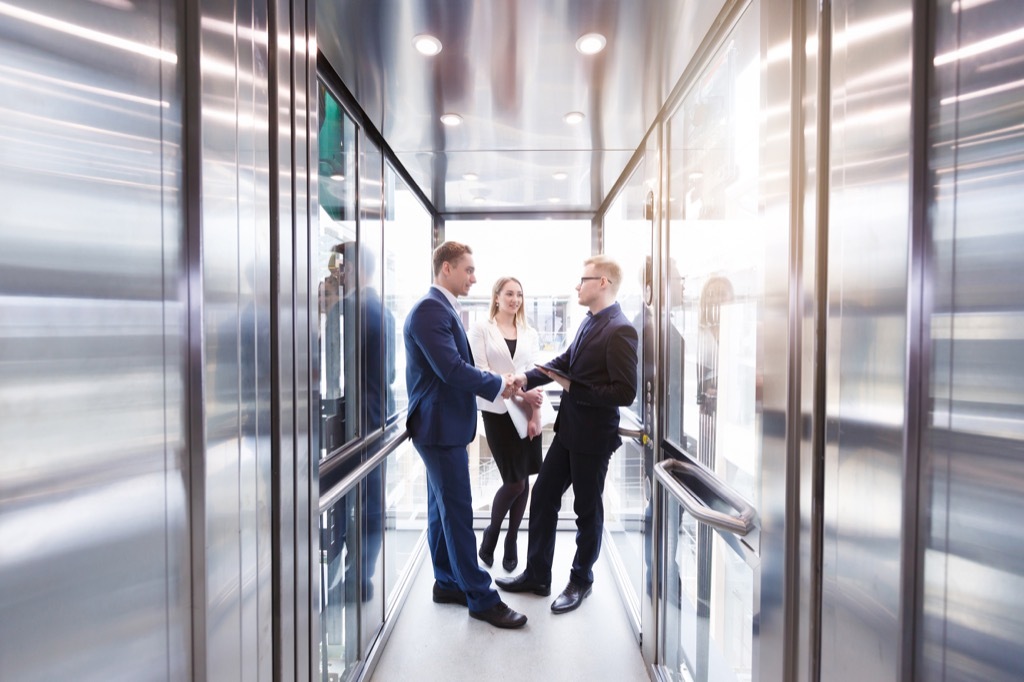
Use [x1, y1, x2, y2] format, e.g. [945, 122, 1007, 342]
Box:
[431, 284, 460, 312]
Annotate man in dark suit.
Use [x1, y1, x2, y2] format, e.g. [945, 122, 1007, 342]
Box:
[497, 254, 639, 614]
[404, 241, 528, 629]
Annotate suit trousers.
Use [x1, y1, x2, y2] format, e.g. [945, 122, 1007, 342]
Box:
[414, 441, 500, 612]
[524, 433, 613, 587]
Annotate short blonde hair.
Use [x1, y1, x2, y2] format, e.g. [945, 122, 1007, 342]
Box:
[432, 241, 472, 276]
[489, 276, 527, 326]
[584, 254, 623, 295]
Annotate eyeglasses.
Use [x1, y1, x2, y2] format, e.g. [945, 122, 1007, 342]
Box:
[579, 276, 611, 286]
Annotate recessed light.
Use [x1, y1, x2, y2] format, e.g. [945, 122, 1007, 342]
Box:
[548, 197, 561, 204]
[473, 196, 486, 204]
[552, 172, 568, 180]
[564, 111, 585, 125]
[331, 173, 345, 181]
[575, 33, 606, 55]
[463, 172, 479, 181]
[440, 113, 463, 126]
[413, 34, 442, 56]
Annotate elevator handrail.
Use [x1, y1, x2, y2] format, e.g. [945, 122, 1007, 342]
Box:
[653, 458, 757, 536]
[318, 430, 408, 514]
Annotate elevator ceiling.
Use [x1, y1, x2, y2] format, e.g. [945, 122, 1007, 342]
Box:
[317, 0, 723, 217]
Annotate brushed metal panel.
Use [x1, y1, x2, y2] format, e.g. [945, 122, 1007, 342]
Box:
[822, 0, 914, 679]
[0, 1, 188, 681]
[316, 0, 727, 214]
[921, 1, 1024, 679]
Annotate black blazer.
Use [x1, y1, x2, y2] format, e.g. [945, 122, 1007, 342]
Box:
[526, 302, 638, 454]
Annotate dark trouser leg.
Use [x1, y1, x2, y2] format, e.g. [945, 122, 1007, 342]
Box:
[415, 441, 500, 612]
[525, 435, 572, 583]
[568, 447, 613, 586]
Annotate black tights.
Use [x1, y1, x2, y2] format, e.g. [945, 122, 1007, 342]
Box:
[484, 478, 529, 551]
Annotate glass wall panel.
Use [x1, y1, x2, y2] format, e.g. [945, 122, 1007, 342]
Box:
[665, 8, 761, 507]
[443, 220, 591, 507]
[661, 495, 754, 682]
[319, 492, 360, 681]
[384, 162, 433, 420]
[317, 84, 358, 458]
[384, 440, 429, 607]
[604, 160, 656, 611]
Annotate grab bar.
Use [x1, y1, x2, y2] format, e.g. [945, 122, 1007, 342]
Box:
[654, 458, 757, 536]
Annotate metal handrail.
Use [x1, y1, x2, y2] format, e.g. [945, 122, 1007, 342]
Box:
[653, 458, 757, 536]
[318, 431, 409, 514]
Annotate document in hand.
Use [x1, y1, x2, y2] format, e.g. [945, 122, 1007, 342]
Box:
[504, 398, 530, 439]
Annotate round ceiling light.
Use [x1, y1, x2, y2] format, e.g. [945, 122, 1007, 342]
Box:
[462, 172, 479, 181]
[575, 33, 607, 55]
[552, 171, 568, 180]
[563, 111, 585, 125]
[440, 113, 463, 126]
[413, 34, 442, 56]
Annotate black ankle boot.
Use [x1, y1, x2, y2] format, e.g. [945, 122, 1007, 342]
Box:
[502, 537, 518, 572]
[478, 526, 497, 567]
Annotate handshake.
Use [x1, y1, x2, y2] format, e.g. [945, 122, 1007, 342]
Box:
[500, 373, 527, 399]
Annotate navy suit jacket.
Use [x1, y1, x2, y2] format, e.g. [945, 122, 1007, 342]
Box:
[526, 301, 638, 454]
[404, 286, 503, 447]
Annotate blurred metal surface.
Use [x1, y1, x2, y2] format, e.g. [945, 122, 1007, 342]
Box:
[316, 0, 728, 215]
[821, 0, 915, 679]
[921, 1, 1024, 679]
[0, 1, 189, 680]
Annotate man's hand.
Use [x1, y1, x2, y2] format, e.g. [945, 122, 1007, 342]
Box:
[501, 373, 519, 399]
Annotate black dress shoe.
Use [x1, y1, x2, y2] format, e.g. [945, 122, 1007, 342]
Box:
[495, 573, 551, 596]
[469, 601, 527, 629]
[432, 582, 468, 606]
[551, 582, 592, 614]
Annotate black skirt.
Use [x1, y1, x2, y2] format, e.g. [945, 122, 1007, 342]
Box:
[481, 410, 543, 483]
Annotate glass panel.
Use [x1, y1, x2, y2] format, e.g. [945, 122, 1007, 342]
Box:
[442, 220, 591, 507]
[662, 496, 754, 682]
[604, 161, 655, 611]
[317, 84, 358, 458]
[665, 7, 761, 507]
[384, 440, 429, 607]
[383, 163, 432, 421]
[319, 491, 360, 681]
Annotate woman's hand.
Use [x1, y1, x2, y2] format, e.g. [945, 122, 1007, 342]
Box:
[522, 388, 544, 408]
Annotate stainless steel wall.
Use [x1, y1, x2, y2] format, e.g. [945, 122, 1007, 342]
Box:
[0, 2, 189, 680]
[821, 0, 914, 679]
[921, 1, 1024, 679]
[0, 1, 316, 680]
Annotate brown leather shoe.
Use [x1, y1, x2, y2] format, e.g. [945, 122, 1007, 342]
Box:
[495, 572, 550, 596]
[550, 582, 592, 614]
[432, 582, 468, 606]
[469, 601, 527, 629]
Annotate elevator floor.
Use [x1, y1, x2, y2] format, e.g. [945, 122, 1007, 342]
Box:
[369, 530, 650, 681]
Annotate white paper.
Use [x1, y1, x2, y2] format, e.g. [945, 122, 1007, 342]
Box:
[503, 397, 530, 439]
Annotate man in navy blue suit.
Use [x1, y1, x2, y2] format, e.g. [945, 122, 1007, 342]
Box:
[496, 254, 639, 614]
[404, 241, 528, 629]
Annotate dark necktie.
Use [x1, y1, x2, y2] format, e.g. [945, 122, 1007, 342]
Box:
[571, 312, 595, 360]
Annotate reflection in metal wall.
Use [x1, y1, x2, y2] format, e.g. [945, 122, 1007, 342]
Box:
[0, 1, 317, 680]
[0, 2, 188, 680]
[822, 0, 914, 679]
[922, 1, 1024, 679]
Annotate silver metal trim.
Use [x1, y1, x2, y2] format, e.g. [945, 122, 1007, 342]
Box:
[317, 432, 409, 514]
[653, 459, 757, 537]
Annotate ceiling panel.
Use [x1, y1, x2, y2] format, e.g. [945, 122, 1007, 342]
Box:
[317, 0, 726, 215]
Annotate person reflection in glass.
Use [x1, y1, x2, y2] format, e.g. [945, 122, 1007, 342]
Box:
[322, 242, 394, 646]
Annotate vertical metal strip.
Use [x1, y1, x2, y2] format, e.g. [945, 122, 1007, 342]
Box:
[900, 0, 933, 678]
[183, 0, 206, 680]
[809, 0, 832, 679]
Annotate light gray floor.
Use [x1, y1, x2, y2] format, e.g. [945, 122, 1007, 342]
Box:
[369, 530, 651, 682]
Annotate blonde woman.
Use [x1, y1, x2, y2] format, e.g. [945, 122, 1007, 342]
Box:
[468, 276, 545, 572]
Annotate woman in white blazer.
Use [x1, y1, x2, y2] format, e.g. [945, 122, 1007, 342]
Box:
[468, 276, 545, 572]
